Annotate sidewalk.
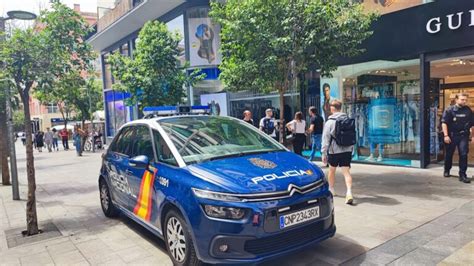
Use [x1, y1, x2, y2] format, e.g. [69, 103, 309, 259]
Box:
[1, 141, 473, 265]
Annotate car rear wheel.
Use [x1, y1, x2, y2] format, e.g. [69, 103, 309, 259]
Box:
[164, 210, 201, 266]
[100, 180, 119, 217]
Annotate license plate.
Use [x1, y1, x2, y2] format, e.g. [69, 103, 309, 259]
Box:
[279, 206, 320, 229]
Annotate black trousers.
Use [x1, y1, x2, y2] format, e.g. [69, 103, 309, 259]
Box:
[444, 135, 469, 175]
[292, 133, 306, 156]
[62, 138, 69, 150]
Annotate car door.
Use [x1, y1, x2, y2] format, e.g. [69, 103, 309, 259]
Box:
[105, 126, 135, 210]
[150, 129, 181, 230]
[126, 125, 158, 222]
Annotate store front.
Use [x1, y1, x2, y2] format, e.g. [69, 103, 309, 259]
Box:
[321, 0, 474, 168]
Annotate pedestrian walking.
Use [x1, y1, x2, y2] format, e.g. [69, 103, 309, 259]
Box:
[321, 100, 357, 205]
[307, 106, 324, 161]
[60, 127, 69, 150]
[35, 131, 44, 152]
[21, 132, 26, 146]
[259, 108, 278, 141]
[52, 128, 59, 151]
[73, 125, 86, 156]
[44, 128, 54, 152]
[243, 110, 255, 126]
[286, 112, 306, 156]
[441, 93, 473, 183]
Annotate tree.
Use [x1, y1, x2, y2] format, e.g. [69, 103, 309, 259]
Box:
[210, 0, 377, 142]
[0, 1, 94, 236]
[109, 21, 203, 109]
[34, 71, 83, 128]
[71, 77, 103, 126]
[0, 80, 10, 185]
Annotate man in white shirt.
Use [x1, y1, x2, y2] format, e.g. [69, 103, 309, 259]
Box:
[259, 108, 277, 141]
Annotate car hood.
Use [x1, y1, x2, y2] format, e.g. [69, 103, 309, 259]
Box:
[186, 151, 325, 194]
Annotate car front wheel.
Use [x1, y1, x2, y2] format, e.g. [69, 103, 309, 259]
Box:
[99, 179, 119, 217]
[164, 210, 201, 266]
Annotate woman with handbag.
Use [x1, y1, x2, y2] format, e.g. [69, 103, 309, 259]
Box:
[286, 112, 306, 156]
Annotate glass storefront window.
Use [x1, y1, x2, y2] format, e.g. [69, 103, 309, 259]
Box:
[166, 15, 185, 65]
[103, 53, 113, 89]
[121, 42, 129, 57]
[332, 59, 421, 167]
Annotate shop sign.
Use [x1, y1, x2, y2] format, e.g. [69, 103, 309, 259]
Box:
[426, 10, 474, 34]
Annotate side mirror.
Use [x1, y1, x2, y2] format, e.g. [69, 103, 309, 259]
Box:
[129, 155, 150, 169]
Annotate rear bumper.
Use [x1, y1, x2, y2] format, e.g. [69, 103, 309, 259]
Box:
[202, 212, 335, 264]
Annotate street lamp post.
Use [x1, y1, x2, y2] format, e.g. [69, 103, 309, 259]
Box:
[1, 10, 37, 200]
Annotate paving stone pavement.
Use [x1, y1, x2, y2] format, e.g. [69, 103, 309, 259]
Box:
[1, 141, 473, 265]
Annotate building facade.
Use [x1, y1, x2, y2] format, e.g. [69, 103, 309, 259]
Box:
[88, 0, 473, 168]
[329, 0, 474, 168]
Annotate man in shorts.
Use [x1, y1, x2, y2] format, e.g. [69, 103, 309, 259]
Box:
[321, 100, 354, 205]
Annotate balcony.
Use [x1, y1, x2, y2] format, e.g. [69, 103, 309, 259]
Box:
[89, 0, 185, 52]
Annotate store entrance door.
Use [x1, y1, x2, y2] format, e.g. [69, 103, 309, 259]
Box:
[430, 55, 474, 167]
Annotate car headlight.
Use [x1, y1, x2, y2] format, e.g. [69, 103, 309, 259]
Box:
[203, 205, 246, 220]
[192, 188, 243, 202]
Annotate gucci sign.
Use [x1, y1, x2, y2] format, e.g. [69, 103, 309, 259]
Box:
[426, 10, 474, 34]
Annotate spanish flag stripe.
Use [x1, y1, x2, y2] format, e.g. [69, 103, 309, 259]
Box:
[133, 169, 157, 221]
[133, 170, 148, 214]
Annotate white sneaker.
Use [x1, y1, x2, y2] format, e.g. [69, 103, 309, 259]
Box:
[345, 194, 354, 205]
[365, 155, 375, 161]
[377, 156, 383, 162]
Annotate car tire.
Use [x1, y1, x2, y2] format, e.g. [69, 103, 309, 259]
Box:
[164, 210, 201, 266]
[99, 179, 119, 217]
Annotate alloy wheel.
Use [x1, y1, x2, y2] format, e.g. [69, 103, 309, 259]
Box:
[167, 217, 186, 262]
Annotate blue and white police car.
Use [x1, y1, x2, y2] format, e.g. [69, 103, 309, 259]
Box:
[98, 106, 335, 265]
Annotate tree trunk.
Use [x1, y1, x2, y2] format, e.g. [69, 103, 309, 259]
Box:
[279, 88, 285, 144]
[0, 103, 11, 185]
[21, 91, 39, 235]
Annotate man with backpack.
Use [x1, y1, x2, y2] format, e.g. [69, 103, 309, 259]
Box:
[259, 108, 278, 141]
[321, 100, 356, 205]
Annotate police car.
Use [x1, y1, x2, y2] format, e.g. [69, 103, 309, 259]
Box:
[98, 106, 335, 265]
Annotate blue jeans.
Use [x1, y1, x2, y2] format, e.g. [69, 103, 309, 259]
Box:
[74, 138, 82, 155]
[309, 134, 322, 161]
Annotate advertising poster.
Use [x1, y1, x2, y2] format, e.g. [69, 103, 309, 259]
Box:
[200, 92, 228, 116]
[188, 18, 222, 67]
[320, 78, 340, 121]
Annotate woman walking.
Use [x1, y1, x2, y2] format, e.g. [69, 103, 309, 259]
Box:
[44, 128, 54, 152]
[52, 128, 59, 151]
[73, 125, 86, 156]
[35, 131, 44, 152]
[286, 112, 307, 156]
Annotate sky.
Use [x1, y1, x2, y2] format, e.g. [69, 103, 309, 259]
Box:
[0, 0, 98, 17]
[0, 0, 97, 29]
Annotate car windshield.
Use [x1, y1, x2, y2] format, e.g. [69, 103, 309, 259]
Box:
[158, 116, 284, 164]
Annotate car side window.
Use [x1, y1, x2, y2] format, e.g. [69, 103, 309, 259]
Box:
[131, 126, 155, 161]
[115, 127, 134, 156]
[110, 128, 129, 154]
[153, 130, 178, 167]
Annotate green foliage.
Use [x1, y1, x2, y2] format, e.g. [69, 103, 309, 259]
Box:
[109, 21, 203, 109]
[72, 78, 103, 121]
[210, 0, 378, 93]
[13, 110, 25, 131]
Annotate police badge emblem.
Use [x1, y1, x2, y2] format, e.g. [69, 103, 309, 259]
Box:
[249, 158, 277, 169]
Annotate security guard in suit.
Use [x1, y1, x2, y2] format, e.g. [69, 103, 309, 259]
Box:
[441, 93, 474, 183]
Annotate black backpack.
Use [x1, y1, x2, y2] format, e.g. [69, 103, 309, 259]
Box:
[330, 116, 356, 146]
